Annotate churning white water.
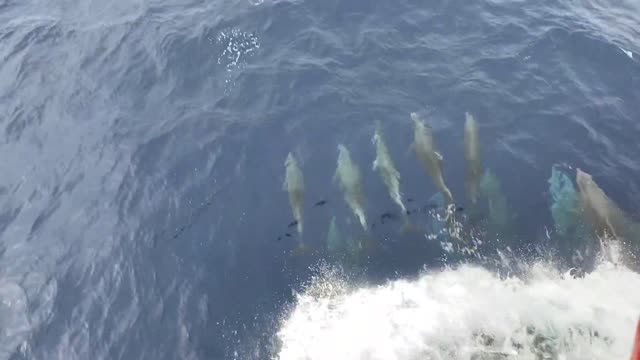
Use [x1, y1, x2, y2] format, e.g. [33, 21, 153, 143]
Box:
[276, 245, 640, 360]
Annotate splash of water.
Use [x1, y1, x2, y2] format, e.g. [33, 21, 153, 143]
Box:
[276, 245, 640, 360]
[212, 28, 260, 91]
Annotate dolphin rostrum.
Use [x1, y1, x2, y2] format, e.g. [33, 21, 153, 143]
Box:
[334, 144, 368, 230]
[283, 152, 304, 236]
[464, 112, 483, 205]
[410, 112, 454, 204]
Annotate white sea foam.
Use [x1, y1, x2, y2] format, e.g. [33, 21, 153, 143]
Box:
[276, 244, 640, 359]
[0, 280, 31, 359]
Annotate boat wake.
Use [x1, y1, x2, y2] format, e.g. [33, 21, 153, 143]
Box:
[276, 243, 640, 360]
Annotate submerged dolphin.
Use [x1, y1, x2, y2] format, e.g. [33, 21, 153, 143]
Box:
[410, 112, 454, 204]
[464, 112, 483, 205]
[334, 144, 368, 230]
[327, 216, 370, 267]
[372, 122, 407, 216]
[327, 216, 360, 261]
[548, 165, 580, 236]
[479, 169, 510, 232]
[327, 216, 344, 256]
[283, 153, 304, 236]
[576, 168, 628, 239]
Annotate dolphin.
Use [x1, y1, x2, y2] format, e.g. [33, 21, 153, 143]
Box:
[576, 168, 628, 240]
[548, 164, 580, 236]
[479, 169, 509, 230]
[334, 144, 368, 230]
[372, 122, 408, 215]
[464, 112, 483, 205]
[283, 153, 304, 236]
[327, 216, 344, 257]
[410, 112, 454, 204]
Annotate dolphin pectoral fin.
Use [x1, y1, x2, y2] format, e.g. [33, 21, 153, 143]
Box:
[380, 212, 399, 224]
[360, 218, 368, 231]
[314, 199, 327, 207]
[434, 151, 443, 161]
[372, 159, 379, 171]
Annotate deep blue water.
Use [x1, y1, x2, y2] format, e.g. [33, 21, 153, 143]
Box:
[0, 0, 639, 359]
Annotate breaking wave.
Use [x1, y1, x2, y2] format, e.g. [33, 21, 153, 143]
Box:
[276, 244, 640, 359]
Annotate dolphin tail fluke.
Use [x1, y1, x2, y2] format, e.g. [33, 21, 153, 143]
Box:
[400, 201, 408, 215]
[352, 209, 367, 230]
[359, 216, 368, 231]
[443, 189, 454, 205]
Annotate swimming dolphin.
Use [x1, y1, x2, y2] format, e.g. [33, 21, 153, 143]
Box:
[464, 112, 483, 205]
[372, 122, 408, 215]
[334, 144, 368, 230]
[410, 112, 454, 204]
[576, 168, 628, 240]
[548, 164, 580, 236]
[327, 216, 344, 256]
[283, 153, 304, 236]
[479, 169, 509, 230]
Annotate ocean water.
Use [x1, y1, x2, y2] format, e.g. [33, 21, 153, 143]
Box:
[0, 0, 639, 359]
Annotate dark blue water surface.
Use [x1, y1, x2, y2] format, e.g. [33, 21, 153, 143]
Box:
[1, 0, 639, 358]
